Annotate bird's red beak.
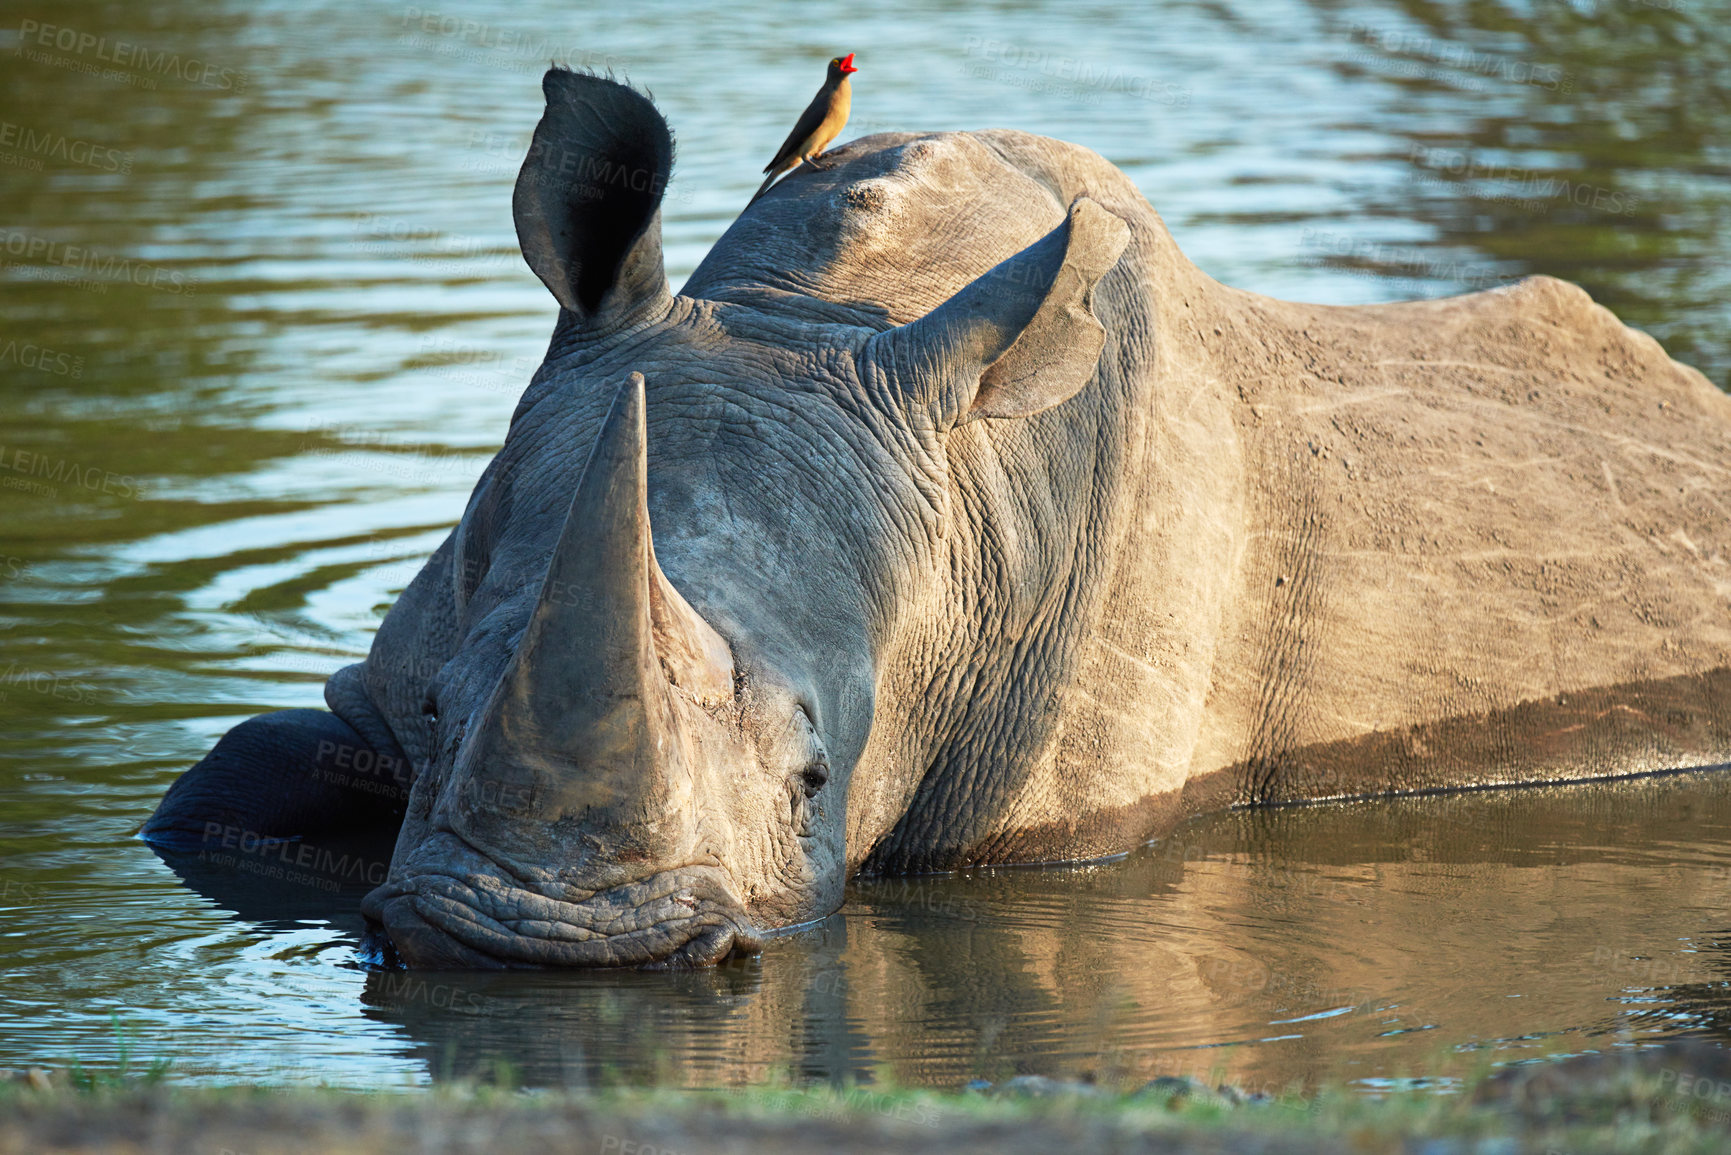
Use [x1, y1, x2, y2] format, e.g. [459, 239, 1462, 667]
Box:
[838, 53, 859, 74]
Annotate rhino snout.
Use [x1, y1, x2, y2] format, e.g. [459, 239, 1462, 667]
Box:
[361, 832, 763, 969]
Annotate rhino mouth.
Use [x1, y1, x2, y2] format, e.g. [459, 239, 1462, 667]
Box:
[360, 833, 763, 969]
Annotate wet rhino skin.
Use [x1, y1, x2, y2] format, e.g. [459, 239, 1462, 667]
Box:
[144, 72, 1731, 967]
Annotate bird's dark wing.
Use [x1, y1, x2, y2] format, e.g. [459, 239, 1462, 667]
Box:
[763, 87, 831, 173]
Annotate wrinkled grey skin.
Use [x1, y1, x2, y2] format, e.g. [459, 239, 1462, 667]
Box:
[146, 69, 1731, 968]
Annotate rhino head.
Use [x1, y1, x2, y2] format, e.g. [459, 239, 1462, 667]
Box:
[361, 70, 1129, 968]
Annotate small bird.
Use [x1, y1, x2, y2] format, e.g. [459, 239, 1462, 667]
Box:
[749, 53, 859, 206]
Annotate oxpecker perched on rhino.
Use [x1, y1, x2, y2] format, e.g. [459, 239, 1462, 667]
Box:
[751, 52, 859, 205]
[144, 68, 1731, 969]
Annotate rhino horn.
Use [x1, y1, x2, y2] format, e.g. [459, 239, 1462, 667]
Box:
[500, 373, 732, 766]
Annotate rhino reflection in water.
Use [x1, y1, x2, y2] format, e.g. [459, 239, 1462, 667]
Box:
[143, 70, 1731, 969]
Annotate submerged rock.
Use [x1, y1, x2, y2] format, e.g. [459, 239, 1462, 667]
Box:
[1475, 1039, 1731, 1125]
[989, 1075, 1108, 1099]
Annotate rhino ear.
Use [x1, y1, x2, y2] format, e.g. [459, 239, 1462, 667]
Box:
[870, 197, 1129, 428]
[514, 69, 674, 328]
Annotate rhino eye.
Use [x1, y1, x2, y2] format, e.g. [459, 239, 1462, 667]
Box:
[421, 694, 439, 728]
[799, 756, 829, 799]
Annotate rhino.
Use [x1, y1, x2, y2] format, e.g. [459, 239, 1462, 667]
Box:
[144, 70, 1731, 968]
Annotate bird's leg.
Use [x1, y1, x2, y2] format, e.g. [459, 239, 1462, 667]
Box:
[802, 151, 835, 171]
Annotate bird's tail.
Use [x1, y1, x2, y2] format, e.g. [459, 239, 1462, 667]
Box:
[746, 170, 781, 207]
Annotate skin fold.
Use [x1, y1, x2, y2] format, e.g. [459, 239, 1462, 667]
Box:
[144, 69, 1731, 969]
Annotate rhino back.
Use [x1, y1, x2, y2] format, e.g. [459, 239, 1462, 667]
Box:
[740, 130, 1731, 862]
[1185, 274, 1731, 805]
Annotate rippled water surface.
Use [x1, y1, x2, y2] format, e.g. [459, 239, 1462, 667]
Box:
[1, 0, 1728, 1090]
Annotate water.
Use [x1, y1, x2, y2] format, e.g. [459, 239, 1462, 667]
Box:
[1, 0, 1728, 1091]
